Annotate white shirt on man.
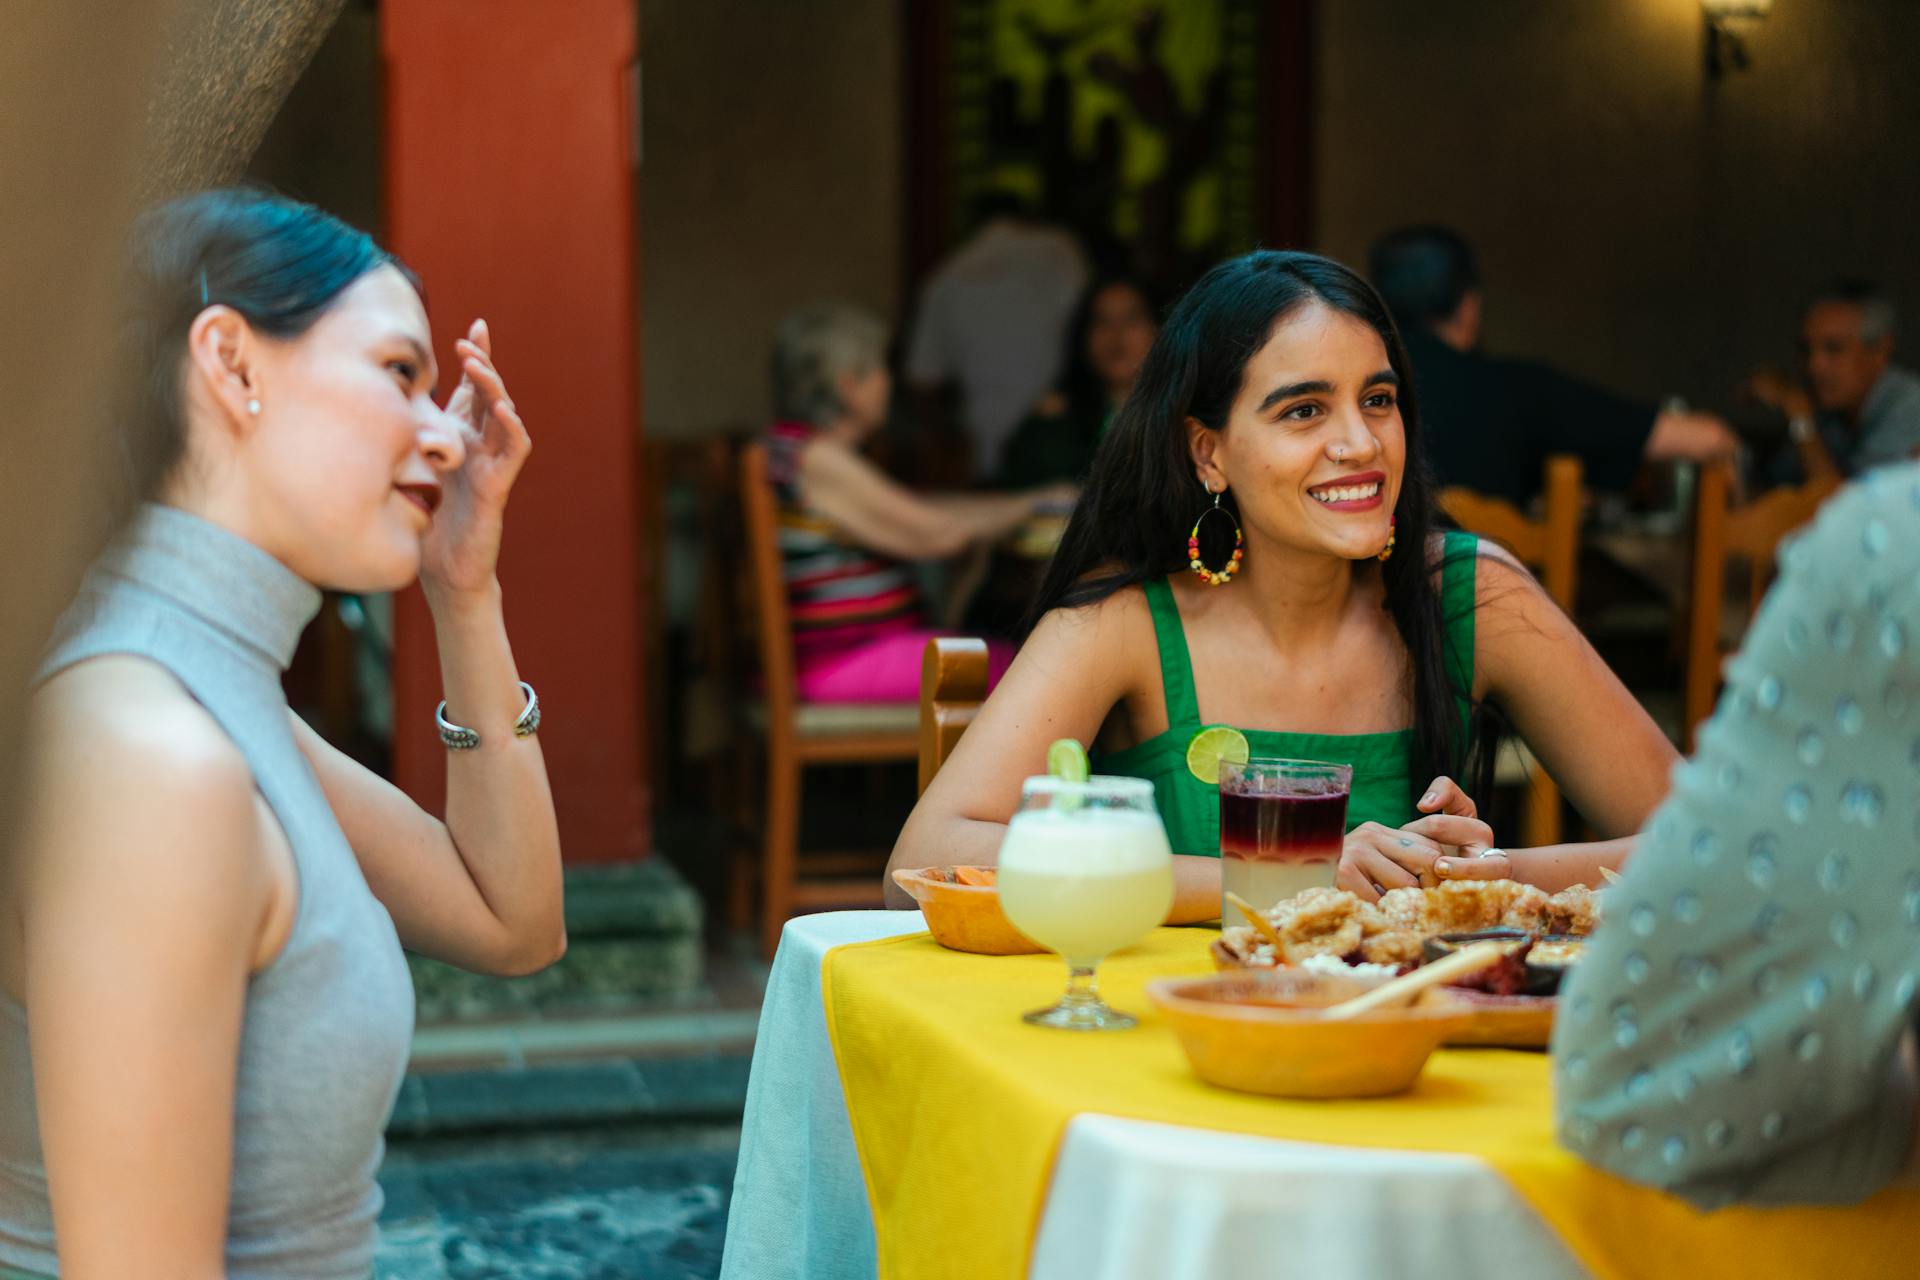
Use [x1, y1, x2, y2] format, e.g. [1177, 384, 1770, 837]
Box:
[906, 218, 1088, 477]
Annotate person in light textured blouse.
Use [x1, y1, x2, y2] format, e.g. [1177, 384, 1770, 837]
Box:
[1554, 462, 1920, 1205]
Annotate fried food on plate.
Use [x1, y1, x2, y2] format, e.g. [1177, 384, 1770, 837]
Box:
[1281, 918, 1364, 966]
[1221, 878, 1606, 972]
[1545, 884, 1601, 935]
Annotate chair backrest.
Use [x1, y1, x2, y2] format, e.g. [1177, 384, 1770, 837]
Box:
[918, 636, 990, 794]
[739, 442, 797, 726]
[1437, 454, 1583, 610]
[1684, 462, 1838, 744]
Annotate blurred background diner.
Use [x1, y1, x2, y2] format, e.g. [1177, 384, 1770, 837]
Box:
[1368, 224, 1743, 507]
[998, 272, 1160, 491]
[8, 0, 1920, 1273]
[904, 190, 1090, 481]
[1747, 279, 1920, 482]
[761, 299, 1063, 702]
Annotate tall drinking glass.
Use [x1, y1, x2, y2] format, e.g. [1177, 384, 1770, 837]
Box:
[1219, 758, 1352, 918]
[996, 775, 1174, 1030]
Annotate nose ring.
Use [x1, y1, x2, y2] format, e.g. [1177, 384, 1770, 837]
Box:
[1332, 444, 1347, 462]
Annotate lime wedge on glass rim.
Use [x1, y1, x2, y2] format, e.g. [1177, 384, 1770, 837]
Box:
[1045, 738, 1091, 783]
[1185, 726, 1249, 785]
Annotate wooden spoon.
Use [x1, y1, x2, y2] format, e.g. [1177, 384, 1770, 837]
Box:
[1319, 939, 1520, 1021]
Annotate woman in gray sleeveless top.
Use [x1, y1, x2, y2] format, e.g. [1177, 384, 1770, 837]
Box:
[0, 190, 565, 1278]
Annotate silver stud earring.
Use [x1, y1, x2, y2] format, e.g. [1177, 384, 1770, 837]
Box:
[246, 398, 261, 416]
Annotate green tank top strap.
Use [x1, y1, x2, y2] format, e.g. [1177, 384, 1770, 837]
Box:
[1141, 577, 1203, 730]
[1437, 530, 1480, 736]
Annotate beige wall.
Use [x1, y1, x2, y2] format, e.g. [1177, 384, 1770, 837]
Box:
[639, 0, 902, 439]
[1314, 0, 1920, 411]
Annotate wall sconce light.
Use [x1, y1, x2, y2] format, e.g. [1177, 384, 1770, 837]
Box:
[1702, 0, 1774, 79]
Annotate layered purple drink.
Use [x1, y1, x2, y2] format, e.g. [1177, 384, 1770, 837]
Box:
[1219, 759, 1352, 916]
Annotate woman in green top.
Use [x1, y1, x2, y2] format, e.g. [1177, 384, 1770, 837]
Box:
[888, 250, 1674, 921]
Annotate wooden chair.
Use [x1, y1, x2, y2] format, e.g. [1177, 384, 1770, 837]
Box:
[739, 442, 920, 956]
[918, 637, 990, 794]
[1683, 462, 1838, 747]
[1437, 455, 1584, 848]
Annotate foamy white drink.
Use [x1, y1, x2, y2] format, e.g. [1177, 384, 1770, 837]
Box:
[998, 807, 1174, 967]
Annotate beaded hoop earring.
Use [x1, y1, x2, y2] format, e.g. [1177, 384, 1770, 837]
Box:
[1187, 488, 1244, 585]
[1377, 515, 1397, 562]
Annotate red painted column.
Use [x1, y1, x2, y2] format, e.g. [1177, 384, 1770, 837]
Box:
[381, 0, 648, 863]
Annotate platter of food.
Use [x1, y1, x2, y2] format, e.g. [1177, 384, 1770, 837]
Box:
[1212, 881, 1602, 1048]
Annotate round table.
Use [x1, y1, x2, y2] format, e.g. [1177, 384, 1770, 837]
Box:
[720, 911, 1583, 1280]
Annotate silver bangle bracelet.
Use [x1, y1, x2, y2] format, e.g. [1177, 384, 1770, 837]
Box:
[436, 681, 540, 750]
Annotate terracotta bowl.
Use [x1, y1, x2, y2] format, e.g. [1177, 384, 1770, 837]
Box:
[1147, 970, 1472, 1099]
[890, 867, 1044, 955]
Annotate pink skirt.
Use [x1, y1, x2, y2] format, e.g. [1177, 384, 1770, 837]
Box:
[793, 629, 1014, 704]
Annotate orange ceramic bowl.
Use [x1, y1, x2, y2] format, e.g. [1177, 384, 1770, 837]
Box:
[1147, 970, 1472, 1099]
[890, 866, 1044, 956]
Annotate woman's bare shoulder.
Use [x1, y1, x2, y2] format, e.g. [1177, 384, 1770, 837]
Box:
[21, 657, 273, 970]
[1425, 530, 1545, 611]
[1468, 533, 1530, 579]
[1032, 573, 1152, 640]
[22, 659, 274, 1001]
[1022, 576, 1157, 697]
[31, 657, 255, 839]
[1423, 528, 1528, 578]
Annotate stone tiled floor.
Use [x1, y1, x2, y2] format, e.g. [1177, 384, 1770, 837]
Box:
[376, 1123, 738, 1279]
[373, 926, 769, 1278]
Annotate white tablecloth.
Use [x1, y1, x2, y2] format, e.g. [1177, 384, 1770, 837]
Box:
[720, 912, 1587, 1280]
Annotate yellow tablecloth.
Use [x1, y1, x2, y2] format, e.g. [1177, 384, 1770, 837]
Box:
[823, 927, 1920, 1280]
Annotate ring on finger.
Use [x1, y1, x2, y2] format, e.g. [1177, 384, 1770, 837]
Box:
[1477, 846, 1506, 860]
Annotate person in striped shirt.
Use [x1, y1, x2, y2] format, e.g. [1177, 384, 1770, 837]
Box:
[764, 303, 1075, 702]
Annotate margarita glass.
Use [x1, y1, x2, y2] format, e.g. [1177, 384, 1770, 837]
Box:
[996, 774, 1174, 1030]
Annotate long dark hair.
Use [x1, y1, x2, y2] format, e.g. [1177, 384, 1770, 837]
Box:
[1026, 249, 1481, 805]
[118, 187, 412, 502]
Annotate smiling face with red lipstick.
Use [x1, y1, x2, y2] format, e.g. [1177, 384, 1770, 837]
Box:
[170, 258, 529, 599]
[212, 265, 467, 591]
[1021, 251, 1463, 816]
[1187, 298, 1404, 565]
[128, 190, 532, 605]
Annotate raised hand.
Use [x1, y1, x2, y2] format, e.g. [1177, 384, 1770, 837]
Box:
[420, 318, 533, 599]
